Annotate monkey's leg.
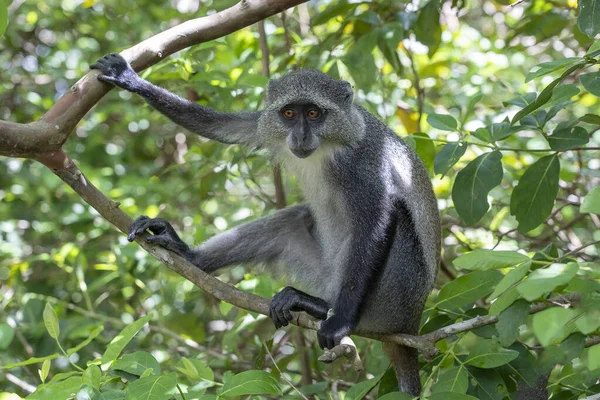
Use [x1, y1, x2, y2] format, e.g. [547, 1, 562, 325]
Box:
[270, 286, 329, 328]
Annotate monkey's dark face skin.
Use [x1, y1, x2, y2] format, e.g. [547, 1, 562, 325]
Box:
[279, 103, 325, 158]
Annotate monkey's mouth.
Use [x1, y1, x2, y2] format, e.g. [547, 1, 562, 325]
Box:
[290, 148, 317, 159]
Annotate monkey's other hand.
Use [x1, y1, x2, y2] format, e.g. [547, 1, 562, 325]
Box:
[90, 53, 139, 91]
[127, 216, 191, 257]
[317, 314, 353, 350]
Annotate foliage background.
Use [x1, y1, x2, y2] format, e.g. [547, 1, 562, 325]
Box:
[0, 0, 599, 399]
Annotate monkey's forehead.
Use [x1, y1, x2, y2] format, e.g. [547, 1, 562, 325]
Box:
[266, 70, 353, 109]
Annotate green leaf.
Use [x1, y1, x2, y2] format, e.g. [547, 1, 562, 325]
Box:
[429, 393, 479, 400]
[453, 250, 529, 271]
[510, 154, 560, 233]
[472, 127, 492, 143]
[489, 261, 531, 300]
[125, 373, 177, 400]
[436, 270, 503, 310]
[589, 344, 600, 371]
[113, 351, 161, 377]
[489, 287, 521, 316]
[40, 359, 50, 383]
[496, 300, 530, 347]
[512, 64, 582, 125]
[465, 92, 483, 118]
[1, 354, 60, 369]
[82, 365, 101, 390]
[525, 58, 580, 82]
[427, 113, 458, 131]
[581, 71, 600, 97]
[344, 373, 384, 400]
[587, 38, 600, 54]
[100, 314, 151, 370]
[27, 376, 81, 400]
[433, 365, 468, 394]
[532, 308, 579, 346]
[580, 113, 600, 125]
[342, 31, 378, 91]
[434, 142, 466, 176]
[548, 126, 589, 151]
[220, 370, 280, 397]
[43, 303, 60, 340]
[581, 186, 600, 214]
[0, 323, 15, 349]
[0, 0, 7, 37]
[465, 339, 519, 368]
[66, 325, 103, 355]
[378, 393, 413, 400]
[578, 0, 600, 37]
[412, 132, 436, 171]
[517, 263, 579, 301]
[452, 151, 503, 225]
[415, 0, 441, 56]
[176, 357, 213, 385]
[575, 307, 600, 334]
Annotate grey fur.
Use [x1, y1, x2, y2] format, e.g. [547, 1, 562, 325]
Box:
[92, 55, 440, 396]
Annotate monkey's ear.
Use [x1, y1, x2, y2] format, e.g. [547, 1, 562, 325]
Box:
[339, 80, 354, 106]
[265, 78, 280, 105]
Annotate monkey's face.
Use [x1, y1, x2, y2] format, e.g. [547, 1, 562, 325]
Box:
[279, 103, 324, 158]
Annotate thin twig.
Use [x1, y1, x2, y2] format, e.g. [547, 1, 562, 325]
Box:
[263, 340, 310, 400]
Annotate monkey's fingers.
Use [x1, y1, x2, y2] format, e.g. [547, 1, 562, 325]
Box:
[127, 215, 151, 241]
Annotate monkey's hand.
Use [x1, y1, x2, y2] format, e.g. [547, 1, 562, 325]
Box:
[90, 53, 140, 92]
[317, 314, 353, 350]
[128, 216, 191, 258]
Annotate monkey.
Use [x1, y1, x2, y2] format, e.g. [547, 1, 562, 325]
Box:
[90, 52, 441, 395]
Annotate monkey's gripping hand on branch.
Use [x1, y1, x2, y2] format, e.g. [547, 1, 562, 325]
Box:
[90, 53, 142, 93]
[128, 216, 192, 259]
[318, 313, 354, 350]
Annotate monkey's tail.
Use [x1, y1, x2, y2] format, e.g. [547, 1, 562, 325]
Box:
[383, 342, 421, 396]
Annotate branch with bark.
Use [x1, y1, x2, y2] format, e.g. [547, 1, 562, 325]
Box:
[0, 0, 596, 369]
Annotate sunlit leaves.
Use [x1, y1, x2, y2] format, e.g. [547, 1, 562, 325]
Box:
[516, 263, 579, 301]
[43, 303, 60, 340]
[412, 131, 436, 171]
[589, 344, 600, 371]
[82, 365, 101, 390]
[342, 30, 378, 91]
[27, 377, 82, 400]
[578, 0, 600, 37]
[219, 370, 281, 397]
[489, 261, 531, 300]
[113, 352, 161, 377]
[453, 250, 529, 271]
[581, 186, 600, 214]
[436, 270, 503, 310]
[125, 373, 177, 400]
[452, 151, 503, 225]
[510, 154, 560, 233]
[525, 58, 580, 82]
[100, 315, 152, 370]
[532, 308, 579, 346]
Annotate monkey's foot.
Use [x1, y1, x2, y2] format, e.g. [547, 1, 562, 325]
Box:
[127, 215, 191, 257]
[269, 287, 329, 328]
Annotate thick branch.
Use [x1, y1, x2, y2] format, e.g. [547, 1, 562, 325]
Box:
[0, 0, 307, 158]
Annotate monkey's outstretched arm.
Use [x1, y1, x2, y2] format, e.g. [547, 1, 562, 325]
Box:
[317, 193, 398, 350]
[91, 53, 261, 147]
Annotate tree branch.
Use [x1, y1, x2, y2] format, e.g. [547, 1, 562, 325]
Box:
[0, 0, 308, 159]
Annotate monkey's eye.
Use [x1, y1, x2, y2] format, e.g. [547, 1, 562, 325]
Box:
[282, 109, 296, 119]
[306, 109, 321, 119]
